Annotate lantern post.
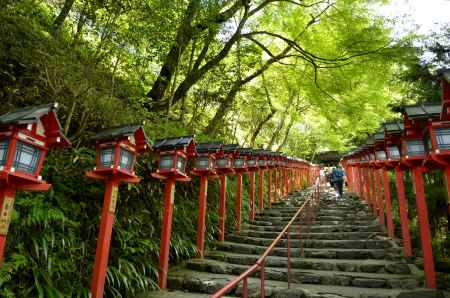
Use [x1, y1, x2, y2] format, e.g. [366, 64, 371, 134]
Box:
[191, 142, 223, 257]
[232, 148, 247, 231]
[216, 144, 238, 241]
[242, 149, 257, 220]
[0, 103, 70, 264]
[151, 135, 196, 289]
[255, 149, 268, 213]
[267, 153, 274, 208]
[86, 124, 150, 298]
[399, 104, 441, 288]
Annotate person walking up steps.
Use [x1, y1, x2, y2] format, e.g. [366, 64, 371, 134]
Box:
[331, 165, 345, 198]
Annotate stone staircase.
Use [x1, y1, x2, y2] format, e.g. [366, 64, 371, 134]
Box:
[143, 189, 445, 298]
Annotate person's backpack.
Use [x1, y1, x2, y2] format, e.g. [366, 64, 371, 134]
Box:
[334, 169, 344, 179]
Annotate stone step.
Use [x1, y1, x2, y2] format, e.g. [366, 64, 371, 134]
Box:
[238, 229, 385, 240]
[249, 219, 378, 227]
[255, 215, 374, 221]
[215, 242, 403, 260]
[185, 259, 423, 289]
[243, 223, 383, 233]
[206, 251, 412, 274]
[164, 269, 441, 298]
[225, 235, 392, 249]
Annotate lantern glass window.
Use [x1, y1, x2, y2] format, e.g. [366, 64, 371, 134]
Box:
[376, 150, 387, 160]
[435, 128, 450, 150]
[234, 158, 245, 168]
[100, 147, 114, 168]
[258, 159, 265, 166]
[119, 148, 134, 171]
[246, 159, 256, 166]
[159, 154, 174, 170]
[406, 139, 425, 156]
[217, 158, 230, 168]
[388, 146, 400, 159]
[0, 139, 8, 167]
[195, 156, 210, 169]
[176, 155, 186, 172]
[268, 160, 273, 166]
[13, 141, 41, 174]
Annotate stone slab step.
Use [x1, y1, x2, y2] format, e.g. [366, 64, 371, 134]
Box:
[225, 235, 392, 249]
[255, 215, 374, 221]
[206, 251, 412, 274]
[165, 268, 440, 297]
[215, 242, 403, 260]
[238, 229, 385, 240]
[243, 223, 383, 233]
[249, 219, 379, 227]
[186, 258, 422, 289]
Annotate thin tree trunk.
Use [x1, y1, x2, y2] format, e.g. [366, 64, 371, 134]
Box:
[276, 116, 295, 151]
[53, 0, 75, 33]
[146, 0, 200, 106]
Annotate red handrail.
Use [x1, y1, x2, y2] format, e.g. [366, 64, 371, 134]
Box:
[211, 186, 321, 298]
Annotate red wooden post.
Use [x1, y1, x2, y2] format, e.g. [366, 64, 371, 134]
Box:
[158, 178, 176, 288]
[91, 180, 119, 298]
[249, 171, 255, 220]
[268, 170, 272, 208]
[236, 173, 243, 231]
[375, 169, 385, 226]
[258, 169, 264, 212]
[370, 168, 377, 216]
[275, 169, 279, 201]
[0, 187, 16, 265]
[444, 167, 450, 217]
[196, 175, 208, 257]
[394, 168, 413, 257]
[218, 175, 227, 241]
[382, 169, 395, 239]
[412, 167, 436, 288]
[364, 168, 371, 208]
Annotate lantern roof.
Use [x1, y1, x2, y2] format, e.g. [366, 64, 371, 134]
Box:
[238, 148, 254, 156]
[0, 102, 70, 148]
[402, 103, 441, 120]
[195, 141, 223, 153]
[374, 132, 384, 141]
[153, 135, 195, 151]
[0, 103, 57, 126]
[223, 144, 239, 154]
[384, 121, 404, 133]
[437, 68, 450, 83]
[253, 149, 271, 156]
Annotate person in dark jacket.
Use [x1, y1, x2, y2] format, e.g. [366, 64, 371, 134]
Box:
[331, 166, 345, 198]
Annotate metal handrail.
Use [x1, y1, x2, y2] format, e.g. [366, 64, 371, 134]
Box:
[211, 186, 321, 298]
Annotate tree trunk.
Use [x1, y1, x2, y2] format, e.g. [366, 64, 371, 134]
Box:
[53, 0, 75, 33]
[249, 110, 276, 147]
[276, 116, 295, 151]
[145, 0, 200, 108]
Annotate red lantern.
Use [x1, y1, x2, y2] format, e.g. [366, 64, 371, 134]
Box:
[0, 103, 70, 264]
[151, 135, 195, 289]
[86, 124, 150, 298]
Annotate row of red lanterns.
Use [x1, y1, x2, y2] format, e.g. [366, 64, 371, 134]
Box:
[342, 68, 450, 289]
[0, 104, 316, 297]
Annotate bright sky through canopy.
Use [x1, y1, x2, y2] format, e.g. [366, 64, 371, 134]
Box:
[377, 0, 450, 36]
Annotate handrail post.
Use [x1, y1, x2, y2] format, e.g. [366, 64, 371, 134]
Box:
[260, 260, 265, 298]
[287, 226, 291, 289]
[243, 277, 248, 298]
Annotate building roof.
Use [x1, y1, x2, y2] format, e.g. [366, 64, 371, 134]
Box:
[403, 104, 441, 119]
[0, 103, 58, 126]
[153, 135, 195, 151]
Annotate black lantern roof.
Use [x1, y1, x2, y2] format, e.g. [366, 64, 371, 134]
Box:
[384, 121, 404, 133]
[91, 124, 146, 142]
[223, 144, 239, 154]
[374, 132, 384, 141]
[153, 135, 195, 151]
[254, 149, 271, 156]
[238, 148, 253, 156]
[195, 141, 223, 153]
[402, 103, 441, 119]
[437, 68, 450, 83]
[0, 103, 58, 126]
